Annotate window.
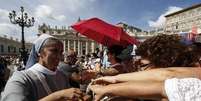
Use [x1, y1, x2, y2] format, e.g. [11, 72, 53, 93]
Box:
[58, 30, 61, 34]
[175, 22, 179, 29]
[14, 47, 16, 53]
[8, 46, 10, 53]
[0, 45, 4, 52]
[42, 29, 46, 33]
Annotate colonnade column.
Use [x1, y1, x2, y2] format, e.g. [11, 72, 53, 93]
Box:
[63, 40, 66, 54]
[78, 41, 80, 56]
[91, 42, 95, 53]
[99, 44, 103, 51]
[85, 41, 88, 55]
[73, 40, 76, 52]
[80, 41, 83, 55]
[67, 40, 70, 52]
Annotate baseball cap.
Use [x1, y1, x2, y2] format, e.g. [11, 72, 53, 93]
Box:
[117, 45, 134, 60]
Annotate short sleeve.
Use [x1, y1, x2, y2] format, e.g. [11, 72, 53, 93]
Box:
[165, 78, 201, 101]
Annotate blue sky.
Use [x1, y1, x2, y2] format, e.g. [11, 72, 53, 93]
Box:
[0, 0, 200, 42]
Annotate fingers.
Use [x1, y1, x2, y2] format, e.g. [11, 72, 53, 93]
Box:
[72, 93, 82, 100]
[94, 94, 104, 101]
[82, 95, 92, 101]
[92, 79, 106, 85]
[89, 85, 105, 101]
[81, 71, 97, 81]
[72, 88, 83, 95]
[70, 88, 92, 101]
[92, 76, 117, 85]
[89, 85, 101, 93]
[91, 78, 111, 85]
[91, 78, 101, 85]
[61, 88, 83, 100]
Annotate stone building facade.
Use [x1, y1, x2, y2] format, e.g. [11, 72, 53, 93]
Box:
[37, 21, 157, 58]
[165, 3, 201, 34]
[38, 23, 102, 56]
[0, 35, 32, 56]
[117, 22, 157, 42]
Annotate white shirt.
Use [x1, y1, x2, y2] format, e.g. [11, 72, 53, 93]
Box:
[165, 78, 201, 101]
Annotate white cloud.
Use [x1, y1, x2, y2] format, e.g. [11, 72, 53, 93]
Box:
[43, 0, 92, 12]
[33, 0, 97, 29]
[0, 23, 37, 43]
[26, 35, 37, 42]
[0, 0, 97, 42]
[164, 6, 183, 16]
[35, 5, 52, 18]
[56, 15, 66, 21]
[148, 6, 182, 28]
[0, 9, 9, 20]
[0, 23, 20, 38]
[35, 5, 66, 21]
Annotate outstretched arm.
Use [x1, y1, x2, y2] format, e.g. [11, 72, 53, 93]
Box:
[115, 67, 200, 82]
[39, 88, 90, 101]
[93, 67, 201, 84]
[90, 81, 167, 101]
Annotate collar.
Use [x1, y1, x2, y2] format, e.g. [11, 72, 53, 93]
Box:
[28, 63, 57, 75]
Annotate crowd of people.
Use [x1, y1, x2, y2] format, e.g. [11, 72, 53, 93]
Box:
[89, 34, 201, 101]
[0, 33, 201, 101]
[0, 55, 22, 92]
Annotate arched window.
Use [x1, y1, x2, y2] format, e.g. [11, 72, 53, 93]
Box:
[14, 47, 16, 53]
[0, 45, 4, 52]
[42, 29, 46, 33]
[8, 46, 10, 53]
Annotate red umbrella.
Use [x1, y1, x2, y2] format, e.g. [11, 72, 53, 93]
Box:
[71, 17, 139, 47]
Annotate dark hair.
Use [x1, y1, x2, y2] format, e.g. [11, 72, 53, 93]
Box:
[108, 45, 124, 62]
[136, 34, 200, 67]
[91, 53, 98, 58]
[66, 55, 77, 65]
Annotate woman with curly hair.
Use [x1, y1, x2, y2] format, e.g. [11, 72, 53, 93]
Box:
[136, 34, 200, 70]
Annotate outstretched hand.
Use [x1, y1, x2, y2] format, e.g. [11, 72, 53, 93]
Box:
[81, 70, 97, 81]
[39, 88, 88, 101]
[89, 85, 108, 101]
[58, 88, 83, 100]
[91, 76, 118, 85]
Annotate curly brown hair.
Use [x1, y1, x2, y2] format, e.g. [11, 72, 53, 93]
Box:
[136, 34, 200, 67]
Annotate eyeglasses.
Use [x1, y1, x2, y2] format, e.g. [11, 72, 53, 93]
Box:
[132, 56, 152, 71]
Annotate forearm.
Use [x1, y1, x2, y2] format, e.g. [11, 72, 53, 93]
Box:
[39, 91, 63, 101]
[101, 68, 119, 76]
[104, 81, 166, 99]
[114, 67, 200, 82]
